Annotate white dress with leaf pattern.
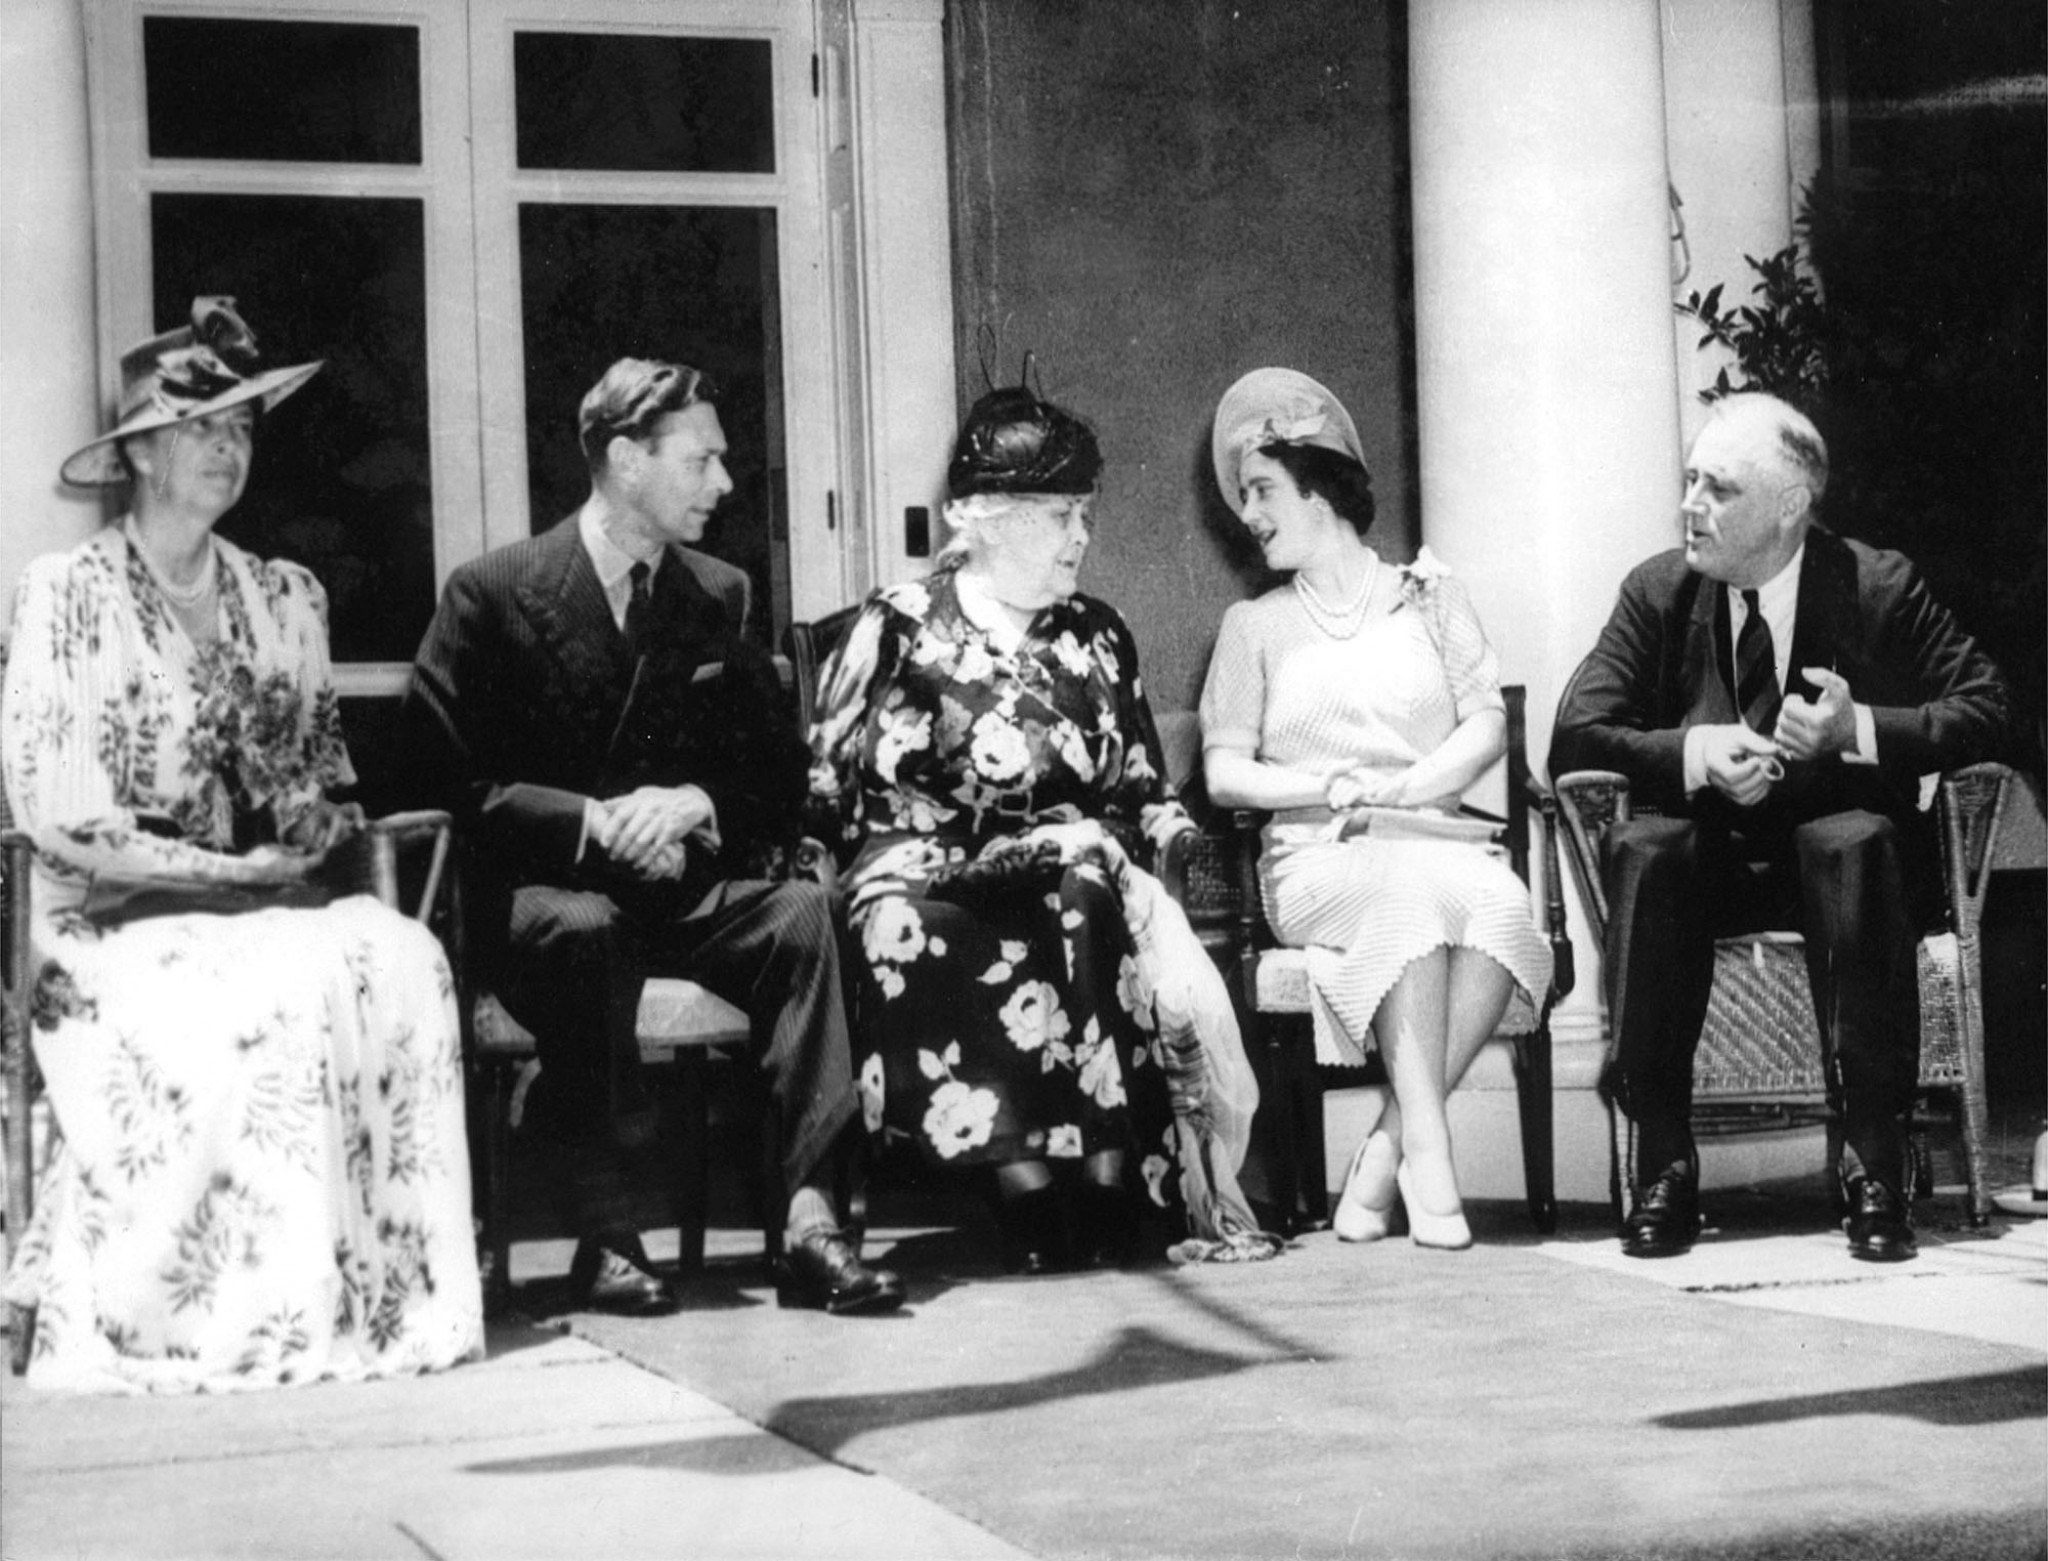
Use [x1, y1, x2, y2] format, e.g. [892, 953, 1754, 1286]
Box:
[1, 525, 482, 1393]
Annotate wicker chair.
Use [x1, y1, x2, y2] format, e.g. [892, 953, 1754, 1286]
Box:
[1182, 687, 1576, 1234]
[1551, 763, 2020, 1225]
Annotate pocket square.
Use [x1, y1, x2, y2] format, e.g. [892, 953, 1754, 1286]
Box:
[690, 661, 725, 684]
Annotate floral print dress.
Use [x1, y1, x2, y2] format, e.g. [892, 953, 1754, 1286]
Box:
[808, 569, 1191, 1201]
[1, 524, 482, 1393]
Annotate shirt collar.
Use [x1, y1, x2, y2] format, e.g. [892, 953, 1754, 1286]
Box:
[1754, 542, 1805, 620]
[578, 504, 663, 595]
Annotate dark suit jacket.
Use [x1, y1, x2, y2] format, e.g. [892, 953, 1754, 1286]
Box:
[1551, 526, 2009, 822]
[402, 515, 804, 958]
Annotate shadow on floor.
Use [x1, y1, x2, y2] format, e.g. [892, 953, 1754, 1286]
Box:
[1654, 1363, 2048, 1430]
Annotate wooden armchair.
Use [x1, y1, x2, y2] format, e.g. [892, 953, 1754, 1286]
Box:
[1184, 687, 1575, 1234]
[1550, 762, 2019, 1224]
[2, 810, 455, 1371]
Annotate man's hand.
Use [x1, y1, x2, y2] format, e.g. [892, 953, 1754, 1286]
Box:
[1699, 724, 1783, 806]
[1776, 667, 1857, 762]
[593, 786, 715, 877]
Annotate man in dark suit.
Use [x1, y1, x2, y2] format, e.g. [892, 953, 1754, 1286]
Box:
[1552, 392, 2008, 1263]
[404, 358, 904, 1315]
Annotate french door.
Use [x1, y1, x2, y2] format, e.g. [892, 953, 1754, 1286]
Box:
[85, 0, 890, 690]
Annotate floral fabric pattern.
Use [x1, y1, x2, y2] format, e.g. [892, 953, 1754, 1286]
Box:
[808, 569, 1189, 1189]
[1, 524, 482, 1393]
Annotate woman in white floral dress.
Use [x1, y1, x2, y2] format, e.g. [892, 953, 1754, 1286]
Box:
[808, 385, 1192, 1274]
[2, 298, 482, 1391]
[1201, 369, 1552, 1252]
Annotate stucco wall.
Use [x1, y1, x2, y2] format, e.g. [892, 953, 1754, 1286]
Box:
[945, 0, 1416, 714]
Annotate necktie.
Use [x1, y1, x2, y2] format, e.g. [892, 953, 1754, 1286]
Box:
[1733, 587, 1780, 735]
[624, 560, 652, 656]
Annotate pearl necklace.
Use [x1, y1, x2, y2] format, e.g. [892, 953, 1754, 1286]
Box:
[1293, 552, 1379, 640]
[127, 523, 218, 610]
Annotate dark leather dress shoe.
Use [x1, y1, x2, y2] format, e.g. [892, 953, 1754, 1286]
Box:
[998, 1185, 1072, 1276]
[1845, 1176, 1917, 1263]
[570, 1238, 681, 1316]
[776, 1230, 907, 1315]
[1073, 1182, 1140, 1270]
[1620, 1159, 1700, 1259]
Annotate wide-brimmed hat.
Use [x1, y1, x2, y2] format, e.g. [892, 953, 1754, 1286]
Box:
[948, 384, 1102, 499]
[60, 296, 323, 487]
[1211, 367, 1366, 516]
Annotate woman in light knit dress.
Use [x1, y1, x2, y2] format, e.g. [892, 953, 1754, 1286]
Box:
[1199, 369, 1551, 1250]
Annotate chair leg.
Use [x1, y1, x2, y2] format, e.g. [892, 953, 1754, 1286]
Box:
[674, 1052, 708, 1279]
[7, 1300, 31, 1376]
[1252, 1017, 1326, 1236]
[1289, 1031, 1329, 1226]
[1514, 1026, 1558, 1234]
[482, 1061, 516, 1317]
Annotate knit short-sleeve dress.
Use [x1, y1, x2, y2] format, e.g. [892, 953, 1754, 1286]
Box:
[1199, 551, 1552, 1065]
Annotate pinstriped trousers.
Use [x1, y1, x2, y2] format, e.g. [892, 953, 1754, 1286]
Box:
[497, 876, 859, 1237]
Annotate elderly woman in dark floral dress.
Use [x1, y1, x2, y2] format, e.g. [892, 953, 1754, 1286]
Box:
[1, 298, 481, 1392]
[807, 385, 1225, 1274]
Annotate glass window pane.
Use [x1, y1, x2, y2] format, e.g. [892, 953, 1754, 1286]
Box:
[519, 204, 785, 642]
[144, 17, 421, 164]
[514, 33, 774, 173]
[151, 194, 436, 664]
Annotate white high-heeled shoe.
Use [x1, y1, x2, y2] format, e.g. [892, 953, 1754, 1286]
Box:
[1397, 1160, 1473, 1251]
[1333, 1131, 1400, 1243]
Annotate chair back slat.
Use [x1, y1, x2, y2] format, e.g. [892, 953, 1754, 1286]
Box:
[786, 603, 866, 731]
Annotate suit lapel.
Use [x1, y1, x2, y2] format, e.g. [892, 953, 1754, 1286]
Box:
[517, 517, 627, 701]
[1785, 527, 1849, 696]
[1682, 573, 1736, 725]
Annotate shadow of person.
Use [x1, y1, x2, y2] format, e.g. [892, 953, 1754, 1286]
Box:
[761, 1321, 1266, 1463]
[1655, 1364, 2048, 1430]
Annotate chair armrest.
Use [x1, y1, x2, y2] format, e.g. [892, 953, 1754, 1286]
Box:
[1550, 771, 1632, 945]
[1935, 761, 2017, 934]
[793, 834, 840, 893]
[1525, 779, 1576, 1004]
[1156, 819, 1197, 906]
[349, 809, 454, 922]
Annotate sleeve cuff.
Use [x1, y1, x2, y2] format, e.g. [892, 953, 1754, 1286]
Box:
[1847, 703, 1878, 765]
[1682, 725, 1710, 795]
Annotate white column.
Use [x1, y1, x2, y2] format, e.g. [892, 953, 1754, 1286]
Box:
[1663, 0, 1817, 432]
[1410, 0, 1681, 784]
[0, 0, 103, 631]
[1398, 0, 1682, 1200]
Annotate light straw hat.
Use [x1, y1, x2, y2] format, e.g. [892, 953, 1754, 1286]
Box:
[1210, 367, 1366, 516]
[60, 296, 322, 487]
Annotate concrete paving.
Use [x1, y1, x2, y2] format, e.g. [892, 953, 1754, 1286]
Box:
[4, 1202, 2042, 1560]
[2, 1312, 1030, 1561]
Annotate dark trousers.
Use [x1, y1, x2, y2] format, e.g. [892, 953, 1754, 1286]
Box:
[499, 876, 859, 1238]
[1601, 808, 1926, 1189]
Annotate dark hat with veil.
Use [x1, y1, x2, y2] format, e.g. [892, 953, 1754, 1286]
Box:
[947, 383, 1102, 499]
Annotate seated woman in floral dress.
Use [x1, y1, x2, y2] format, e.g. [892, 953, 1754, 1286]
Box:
[2, 297, 483, 1391]
[1200, 368, 1552, 1251]
[807, 384, 1213, 1274]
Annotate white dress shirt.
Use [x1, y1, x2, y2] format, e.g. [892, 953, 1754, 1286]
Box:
[1683, 544, 1879, 794]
